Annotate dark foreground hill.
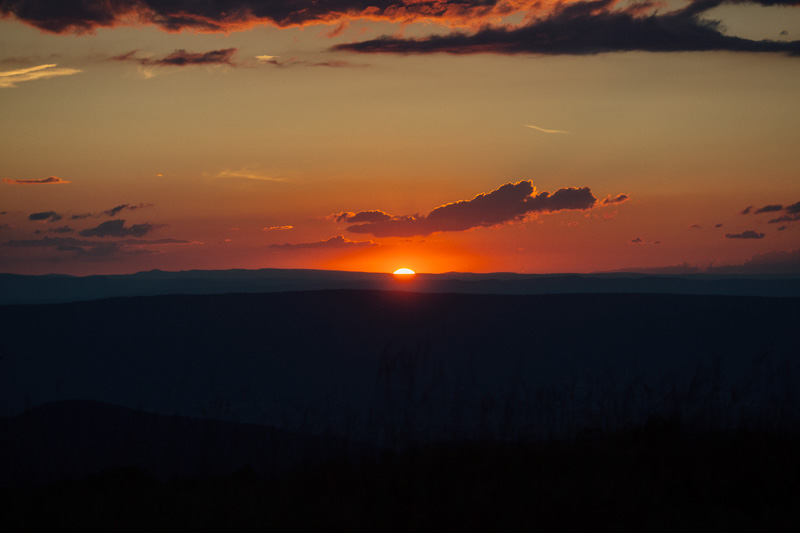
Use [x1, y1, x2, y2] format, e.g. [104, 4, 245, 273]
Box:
[2, 290, 799, 440]
[2, 290, 799, 526]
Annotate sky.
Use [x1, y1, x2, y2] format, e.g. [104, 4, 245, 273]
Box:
[1, 0, 799, 276]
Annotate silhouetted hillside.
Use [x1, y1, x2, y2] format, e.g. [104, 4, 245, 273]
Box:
[2, 290, 800, 526]
[2, 268, 799, 304]
[2, 291, 798, 443]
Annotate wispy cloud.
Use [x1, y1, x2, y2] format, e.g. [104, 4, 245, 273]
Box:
[2, 176, 71, 185]
[263, 225, 293, 231]
[112, 49, 237, 67]
[215, 170, 284, 182]
[69, 203, 154, 219]
[258, 56, 367, 68]
[2, 236, 195, 261]
[103, 203, 153, 217]
[525, 124, 569, 134]
[0, 64, 81, 88]
[269, 235, 377, 250]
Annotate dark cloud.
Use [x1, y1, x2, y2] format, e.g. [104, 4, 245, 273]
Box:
[767, 201, 800, 224]
[269, 235, 377, 250]
[739, 200, 800, 225]
[754, 204, 784, 213]
[714, 223, 722, 228]
[602, 194, 629, 205]
[47, 225, 74, 234]
[79, 219, 156, 237]
[113, 48, 237, 66]
[103, 202, 153, 217]
[333, 1, 800, 56]
[336, 210, 393, 223]
[0, 1, 511, 34]
[29, 211, 62, 222]
[259, 57, 367, 68]
[344, 181, 598, 238]
[68, 203, 153, 219]
[629, 237, 645, 244]
[2, 175, 70, 185]
[725, 230, 765, 239]
[769, 214, 800, 224]
[741, 205, 754, 215]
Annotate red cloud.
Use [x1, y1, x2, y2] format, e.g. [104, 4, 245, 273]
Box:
[0, 0, 538, 34]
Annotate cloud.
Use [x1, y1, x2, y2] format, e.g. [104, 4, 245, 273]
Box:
[103, 203, 153, 217]
[333, 1, 800, 56]
[629, 237, 645, 244]
[215, 169, 284, 182]
[2, 175, 70, 185]
[344, 180, 598, 238]
[113, 48, 237, 67]
[0, 64, 81, 88]
[258, 56, 367, 68]
[336, 210, 393, 223]
[263, 225, 293, 231]
[269, 235, 377, 250]
[0, 0, 530, 34]
[739, 200, 800, 225]
[47, 225, 74, 234]
[29, 211, 62, 222]
[67, 203, 154, 219]
[525, 124, 568, 134]
[79, 219, 156, 237]
[602, 194, 629, 205]
[767, 201, 800, 224]
[754, 204, 784, 214]
[725, 230, 766, 239]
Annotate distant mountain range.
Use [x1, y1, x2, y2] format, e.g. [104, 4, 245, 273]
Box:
[2, 268, 800, 305]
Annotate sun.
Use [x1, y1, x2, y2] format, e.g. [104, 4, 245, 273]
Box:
[393, 268, 416, 276]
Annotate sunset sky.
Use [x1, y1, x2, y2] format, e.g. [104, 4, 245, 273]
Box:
[2, 0, 799, 276]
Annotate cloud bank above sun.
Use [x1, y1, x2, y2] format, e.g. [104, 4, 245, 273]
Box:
[335, 180, 607, 238]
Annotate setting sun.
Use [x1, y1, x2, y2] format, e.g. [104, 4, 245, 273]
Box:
[393, 268, 416, 276]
